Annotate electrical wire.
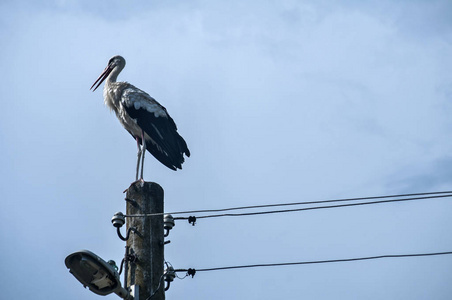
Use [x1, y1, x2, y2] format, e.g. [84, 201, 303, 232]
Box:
[175, 193, 452, 221]
[145, 273, 164, 300]
[146, 261, 173, 300]
[174, 251, 452, 275]
[123, 190, 452, 218]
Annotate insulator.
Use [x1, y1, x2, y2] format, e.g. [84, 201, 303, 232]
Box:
[163, 214, 175, 230]
[111, 212, 125, 228]
[164, 266, 176, 283]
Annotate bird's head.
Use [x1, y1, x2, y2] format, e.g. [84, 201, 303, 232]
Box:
[90, 55, 126, 92]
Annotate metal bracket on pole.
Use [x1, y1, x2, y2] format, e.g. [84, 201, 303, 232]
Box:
[112, 212, 142, 241]
[129, 285, 139, 300]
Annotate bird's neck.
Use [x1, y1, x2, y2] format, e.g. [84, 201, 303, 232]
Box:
[106, 67, 122, 84]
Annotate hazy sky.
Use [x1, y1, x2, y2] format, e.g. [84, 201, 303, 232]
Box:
[1, 0, 452, 299]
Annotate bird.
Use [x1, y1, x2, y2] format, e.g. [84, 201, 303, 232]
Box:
[90, 55, 190, 181]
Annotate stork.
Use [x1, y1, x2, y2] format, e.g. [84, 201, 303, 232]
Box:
[90, 55, 190, 181]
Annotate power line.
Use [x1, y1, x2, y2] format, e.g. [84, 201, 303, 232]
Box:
[174, 193, 452, 221]
[174, 251, 452, 276]
[124, 190, 452, 218]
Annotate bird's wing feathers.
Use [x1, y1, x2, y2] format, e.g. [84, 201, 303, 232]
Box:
[121, 87, 190, 170]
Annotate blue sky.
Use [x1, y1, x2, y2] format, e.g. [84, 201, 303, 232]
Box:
[1, 0, 452, 299]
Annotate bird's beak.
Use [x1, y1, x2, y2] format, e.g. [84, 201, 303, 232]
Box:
[90, 64, 113, 92]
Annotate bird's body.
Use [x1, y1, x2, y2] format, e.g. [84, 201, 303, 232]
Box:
[91, 55, 190, 179]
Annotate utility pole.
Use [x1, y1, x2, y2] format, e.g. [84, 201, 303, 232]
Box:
[125, 181, 165, 300]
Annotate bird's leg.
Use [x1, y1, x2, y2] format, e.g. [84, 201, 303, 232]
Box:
[125, 136, 144, 191]
[136, 137, 142, 181]
[140, 129, 146, 180]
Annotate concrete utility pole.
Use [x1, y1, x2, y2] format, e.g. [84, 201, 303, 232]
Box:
[125, 181, 165, 300]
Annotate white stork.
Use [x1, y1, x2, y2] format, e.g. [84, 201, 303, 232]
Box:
[90, 55, 190, 180]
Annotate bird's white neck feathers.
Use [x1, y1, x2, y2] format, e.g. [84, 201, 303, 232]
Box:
[106, 64, 123, 84]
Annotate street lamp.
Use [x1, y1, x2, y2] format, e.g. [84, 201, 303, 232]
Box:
[65, 250, 133, 299]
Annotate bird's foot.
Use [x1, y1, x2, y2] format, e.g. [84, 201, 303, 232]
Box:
[123, 178, 145, 193]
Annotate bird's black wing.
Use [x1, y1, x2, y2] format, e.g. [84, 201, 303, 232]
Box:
[121, 88, 190, 170]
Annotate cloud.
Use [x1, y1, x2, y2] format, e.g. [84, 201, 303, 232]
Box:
[389, 156, 452, 192]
